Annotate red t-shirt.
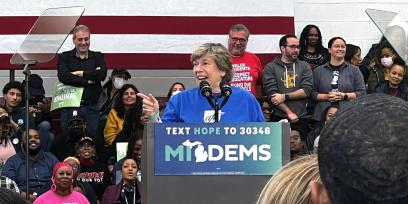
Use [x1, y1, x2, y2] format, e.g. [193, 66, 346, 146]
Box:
[230, 51, 263, 96]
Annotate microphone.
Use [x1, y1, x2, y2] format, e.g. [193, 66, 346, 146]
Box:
[200, 81, 212, 98]
[199, 80, 215, 109]
[220, 80, 232, 97]
[220, 80, 232, 108]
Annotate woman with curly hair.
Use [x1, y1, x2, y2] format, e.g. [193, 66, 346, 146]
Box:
[299, 24, 329, 70]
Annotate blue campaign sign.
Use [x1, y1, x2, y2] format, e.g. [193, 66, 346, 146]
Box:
[154, 123, 285, 175]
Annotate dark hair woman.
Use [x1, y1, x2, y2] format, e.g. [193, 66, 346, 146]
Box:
[311, 37, 366, 121]
[345, 44, 362, 66]
[111, 134, 143, 184]
[166, 82, 186, 100]
[367, 42, 408, 93]
[104, 84, 142, 147]
[107, 103, 144, 181]
[299, 24, 330, 70]
[101, 158, 141, 204]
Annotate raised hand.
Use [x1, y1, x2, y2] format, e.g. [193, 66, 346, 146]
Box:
[136, 93, 160, 120]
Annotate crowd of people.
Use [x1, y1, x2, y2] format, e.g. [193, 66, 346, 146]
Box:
[0, 21, 406, 204]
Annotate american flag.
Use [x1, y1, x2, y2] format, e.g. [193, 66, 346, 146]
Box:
[0, 0, 294, 70]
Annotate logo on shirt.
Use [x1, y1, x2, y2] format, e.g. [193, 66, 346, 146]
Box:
[78, 172, 105, 183]
[281, 71, 297, 88]
[203, 110, 224, 123]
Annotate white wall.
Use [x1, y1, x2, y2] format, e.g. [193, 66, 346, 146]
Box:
[3, 1, 408, 97]
[294, 0, 408, 56]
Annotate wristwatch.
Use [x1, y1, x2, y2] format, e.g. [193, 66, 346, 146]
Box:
[285, 94, 289, 101]
[343, 93, 348, 100]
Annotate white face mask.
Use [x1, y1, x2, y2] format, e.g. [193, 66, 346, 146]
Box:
[113, 78, 125, 89]
[172, 90, 182, 96]
[381, 57, 394, 67]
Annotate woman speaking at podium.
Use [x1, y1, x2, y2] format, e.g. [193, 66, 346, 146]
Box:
[137, 43, 265, 123]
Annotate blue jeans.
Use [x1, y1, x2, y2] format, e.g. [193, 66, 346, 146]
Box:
[37, 121, 55, 152]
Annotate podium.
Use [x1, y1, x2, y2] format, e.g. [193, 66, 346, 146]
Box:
[141, 122, 290, 204]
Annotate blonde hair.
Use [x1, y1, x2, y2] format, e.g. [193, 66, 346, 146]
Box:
[190, 43, 233, 82]
[64, 156, 80, 167]
[257, 155, 320, 204]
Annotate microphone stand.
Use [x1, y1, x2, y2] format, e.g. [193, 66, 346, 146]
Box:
[214, 100, 219, 123]
[200, 80, 231, 123]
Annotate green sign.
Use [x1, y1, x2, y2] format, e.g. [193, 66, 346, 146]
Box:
[116, 142, 128, 162]
[50, 82, 84, 111]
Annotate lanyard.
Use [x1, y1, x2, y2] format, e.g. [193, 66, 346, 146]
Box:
[124, 187, 136, 204]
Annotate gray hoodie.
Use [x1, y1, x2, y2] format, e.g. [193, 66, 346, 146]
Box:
[262, 56, 313, 118]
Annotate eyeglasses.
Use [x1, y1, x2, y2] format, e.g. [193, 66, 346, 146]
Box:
[69, 163, 79, 170]
[286, 45, 300, 49]
[230, 37, 247, 43]
[331, 45, 346, 49]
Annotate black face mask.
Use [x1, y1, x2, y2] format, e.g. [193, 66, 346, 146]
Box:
[68, 127, 85, 142]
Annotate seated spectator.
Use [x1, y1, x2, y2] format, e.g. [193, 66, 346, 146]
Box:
[33, 162, 89, 204]
[166, 82, 185, 100]
[0, 161, 19, 193]
[311, 94, 408, 203]
[73, 181, 86, 195]
[23, 74, 54, 152]
[258, 97, 273, 122]
[305, 104, 339, 152]
[111, 135, 143, 184]
[101, 158, 141, 204]
[51, 109, 87, 161]
[367, 42, 408, 93]
[64, 156, 97, 204]
[3, 128, 58, 202]
[97, 69, 131, 143]
[360, 37, 386, 83]
[374, 58, 408, 100]
[0, 174, 20, 193]
[257, 155, 320, 204]
[2, 81, 35, 137]
[104, 84, 142, 147]
[290, 124, 309, 160]
[98, 69, 131, 118]
[76, 137, 111, 201]
[107, 104, 144, 168]
[345, 44, 362, 66]
[0, 188, 28, 204]
[3, 80, 53, 155]
[0, 105, 21, 163]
